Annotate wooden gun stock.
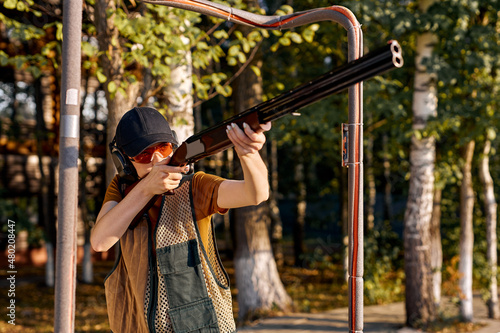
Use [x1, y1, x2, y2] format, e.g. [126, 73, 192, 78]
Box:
[126, 40, 403, 227]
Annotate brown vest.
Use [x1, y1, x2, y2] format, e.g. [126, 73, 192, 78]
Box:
[104, 176, 236, 332]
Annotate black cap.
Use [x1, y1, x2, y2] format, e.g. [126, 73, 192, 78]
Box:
[115, 107, 178, 157]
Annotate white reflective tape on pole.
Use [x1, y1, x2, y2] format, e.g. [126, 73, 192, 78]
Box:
[61, 115, 79, 138]
[65, 88, 79, 106]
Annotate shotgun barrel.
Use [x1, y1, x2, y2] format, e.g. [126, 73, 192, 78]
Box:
[169, 40, 403, 166]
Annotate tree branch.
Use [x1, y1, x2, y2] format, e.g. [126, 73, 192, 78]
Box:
[194, 39, 263, 108]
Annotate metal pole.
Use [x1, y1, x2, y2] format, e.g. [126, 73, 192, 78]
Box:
[54, 0, 82, 331]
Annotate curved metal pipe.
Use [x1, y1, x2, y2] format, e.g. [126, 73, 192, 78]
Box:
[143, 1, 364, 331]
[145, 0, 358, 31]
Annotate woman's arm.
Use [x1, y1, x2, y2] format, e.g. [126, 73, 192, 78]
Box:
[217, 122, 271, 209]
[90, 163, 185, 252]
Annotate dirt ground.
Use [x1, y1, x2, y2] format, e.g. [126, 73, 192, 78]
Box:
[1, 259, 499, 332]
[239, 294, 500, 333]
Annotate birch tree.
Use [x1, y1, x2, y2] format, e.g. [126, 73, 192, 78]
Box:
[459, 140, 475, 321]
[430, 186, 442, 307]
[293, 141, 306, 266]
[403, 0, 438, 327]
[478, 133, 499, 319]
[433, 0, 500, 321]
[165, 51, 194, 142]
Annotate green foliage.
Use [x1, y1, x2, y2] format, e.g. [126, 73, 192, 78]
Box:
[423, 0, 500, 209]
[0, 196, 44, 248]
[0, 12, 44, 40]
[0, 197, 31, 232]
[0, 0, 279, 105]
[3, 0, 38, 13]
[364, 223, 405, 305]
[0, 7, 57, 78]
[263, 0, 411, 198]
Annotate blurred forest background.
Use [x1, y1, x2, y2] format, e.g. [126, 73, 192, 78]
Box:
[1, 0, 499, 331]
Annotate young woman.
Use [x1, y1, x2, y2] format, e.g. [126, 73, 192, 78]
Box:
[91, 107, 270, 332]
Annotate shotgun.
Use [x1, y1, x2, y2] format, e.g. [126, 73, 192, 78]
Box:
[170, 40, 402, 166]
[126, 40, 403, 227]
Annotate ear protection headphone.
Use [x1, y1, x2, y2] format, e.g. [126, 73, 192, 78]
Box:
[109, 131, 183, 183]
[109, 137, 138, 182]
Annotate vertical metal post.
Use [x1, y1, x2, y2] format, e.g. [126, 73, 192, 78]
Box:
[345, 25, 364, 333]
[54, 0, 82, 331]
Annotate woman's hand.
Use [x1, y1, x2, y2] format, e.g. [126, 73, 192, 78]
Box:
[218, 122, 271, 209]
[226, 122, 271, 157]
[137, 159, 189, 196]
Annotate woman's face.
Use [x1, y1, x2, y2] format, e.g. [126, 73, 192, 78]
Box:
[128, 142, 173, 178]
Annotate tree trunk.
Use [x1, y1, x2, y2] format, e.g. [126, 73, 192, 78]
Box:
[94, 0, 140, 185]
[341, 166, 349, 282]
[34, 77, 55, 287]
[224, 149, 234, 256]
[165, 35, 194, 143]
[365, 113, 375, 231]
[234, 205, 291, 320]
[404, 4, 438, 323]
[45, 243, 55, 287]
[459, 140, 475, 322]
[478, 137, 500, 319]
[232, 12, 291, 319]
[293, 142, 306, 266]
[430, 186, 442, 308]
[404, 136, 436, 327]
[80, 71, 93, 284]
[382, 134, 393, 221]
[269, 139, 284, 268]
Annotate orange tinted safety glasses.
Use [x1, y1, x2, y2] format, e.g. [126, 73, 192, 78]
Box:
[129, 142, 173, 164]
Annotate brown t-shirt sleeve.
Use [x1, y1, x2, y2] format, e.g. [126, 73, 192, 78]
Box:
[192, 171, 228, 220]
[103, 175, 123, 204]
[192, 172, 228, 250]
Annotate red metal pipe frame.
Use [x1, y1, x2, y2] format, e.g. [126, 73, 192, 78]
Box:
[145, 1, 364, 331]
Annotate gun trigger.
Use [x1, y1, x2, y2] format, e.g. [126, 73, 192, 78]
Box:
[185, 163, 194, 175]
